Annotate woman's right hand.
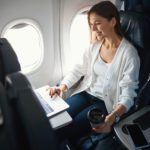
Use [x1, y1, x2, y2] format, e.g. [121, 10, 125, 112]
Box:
[48, 84, 68, 98]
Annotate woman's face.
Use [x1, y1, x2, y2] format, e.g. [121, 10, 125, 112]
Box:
[89, 13, 116, 40]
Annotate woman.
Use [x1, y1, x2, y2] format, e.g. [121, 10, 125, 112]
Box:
[49, 0, 140, 142]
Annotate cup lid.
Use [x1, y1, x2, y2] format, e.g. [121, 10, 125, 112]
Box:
[87, 107, 105, 124]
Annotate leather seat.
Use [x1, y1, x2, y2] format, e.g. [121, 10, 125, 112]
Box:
[77, 10, 150, 150]
[5, 72, 59, 150]
[113, 3, 150, 149]
[0, 38, 21, 84]
[119, 11, 150, 107]
[0, 38, 59, 150]
[0, 82, 22, 150]
[122, 0, 150, 17]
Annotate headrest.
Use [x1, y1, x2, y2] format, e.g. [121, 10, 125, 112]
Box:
[121, 0, 150, 15]
[120, 11, 150, 51]
[0, 38, 21, 84]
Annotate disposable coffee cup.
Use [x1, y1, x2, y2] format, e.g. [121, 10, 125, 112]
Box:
[87, 107, 105, 128]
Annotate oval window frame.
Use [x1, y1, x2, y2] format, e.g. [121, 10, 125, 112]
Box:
[1, 18, 44, 75]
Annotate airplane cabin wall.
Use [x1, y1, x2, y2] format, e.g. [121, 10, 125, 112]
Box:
[60, 0, 122, 75]
[0, 0, 62, 88]
[0, 0, 123, 88]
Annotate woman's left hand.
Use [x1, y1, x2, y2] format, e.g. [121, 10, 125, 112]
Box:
[92, 113, 115, 133]
[92, 121, 111, 133]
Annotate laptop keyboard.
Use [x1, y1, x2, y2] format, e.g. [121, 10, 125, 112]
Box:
[133, 111, 150, 130]
[35, 92, 54, 114]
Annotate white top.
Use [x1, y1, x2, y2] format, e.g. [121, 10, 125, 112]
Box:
[61, 38, 140, 113]
[86, 56, 111, 100]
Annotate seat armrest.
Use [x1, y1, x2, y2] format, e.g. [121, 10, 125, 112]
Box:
[114, 106, 150, 149]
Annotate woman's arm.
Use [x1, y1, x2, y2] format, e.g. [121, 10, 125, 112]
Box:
[92, 104, 126, 133]
[105, 104, 126, 125]
[60, 46, 92, 89]
[117, 50, 140, 112]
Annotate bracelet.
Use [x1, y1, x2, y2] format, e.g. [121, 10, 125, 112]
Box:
[111, 110, 120, 123]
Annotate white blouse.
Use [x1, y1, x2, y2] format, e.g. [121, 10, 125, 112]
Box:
[61, 38, 140, 113]
[86, 56, 111, 100]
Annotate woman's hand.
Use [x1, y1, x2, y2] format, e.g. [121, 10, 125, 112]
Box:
[48, 84, 68, 98]
[92, 104, 126, 133]
[92, 122, 111, 133]
[92, 113, 116, 133]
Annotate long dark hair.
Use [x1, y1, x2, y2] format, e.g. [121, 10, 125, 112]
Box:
[88, 1, 123, 37]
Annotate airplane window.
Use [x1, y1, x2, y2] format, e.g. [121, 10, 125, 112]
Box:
[1, 19, 44, 74]
[68, 11, 90, 72]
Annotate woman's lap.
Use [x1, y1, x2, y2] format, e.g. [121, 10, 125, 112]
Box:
[66, 91, 92, 117]
[66, 91, 107, 116]
[56, 91, 108, 140]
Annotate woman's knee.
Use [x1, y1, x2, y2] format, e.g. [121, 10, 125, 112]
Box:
[66, 92, 91, 117]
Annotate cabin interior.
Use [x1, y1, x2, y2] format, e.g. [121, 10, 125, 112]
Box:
[0, 0, 150, 149]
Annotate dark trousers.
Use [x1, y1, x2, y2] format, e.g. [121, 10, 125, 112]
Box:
[56, 91, 108, 141]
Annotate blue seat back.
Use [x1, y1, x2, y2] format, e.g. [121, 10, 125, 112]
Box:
[120, 11, 150, 107]
[0, 38, 21, 84]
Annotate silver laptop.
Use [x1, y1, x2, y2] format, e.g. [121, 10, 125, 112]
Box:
[35, 85, 69, 118]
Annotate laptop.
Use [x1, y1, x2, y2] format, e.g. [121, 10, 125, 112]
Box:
[34, 85, 69, 118]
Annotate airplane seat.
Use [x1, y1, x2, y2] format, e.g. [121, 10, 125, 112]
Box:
[0, 38, 27, 150]
[111, 5, 150, 150]
[120, 0, 150, 108]
[0, 82, 23, 150]
[0, 38, 59, 150]
[76, 10, 150, 150]
[5, 72, 59, 150]
[122, 0, 150, 17]
[0, 38, 21, 85]
[119, 10, 150, 108]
